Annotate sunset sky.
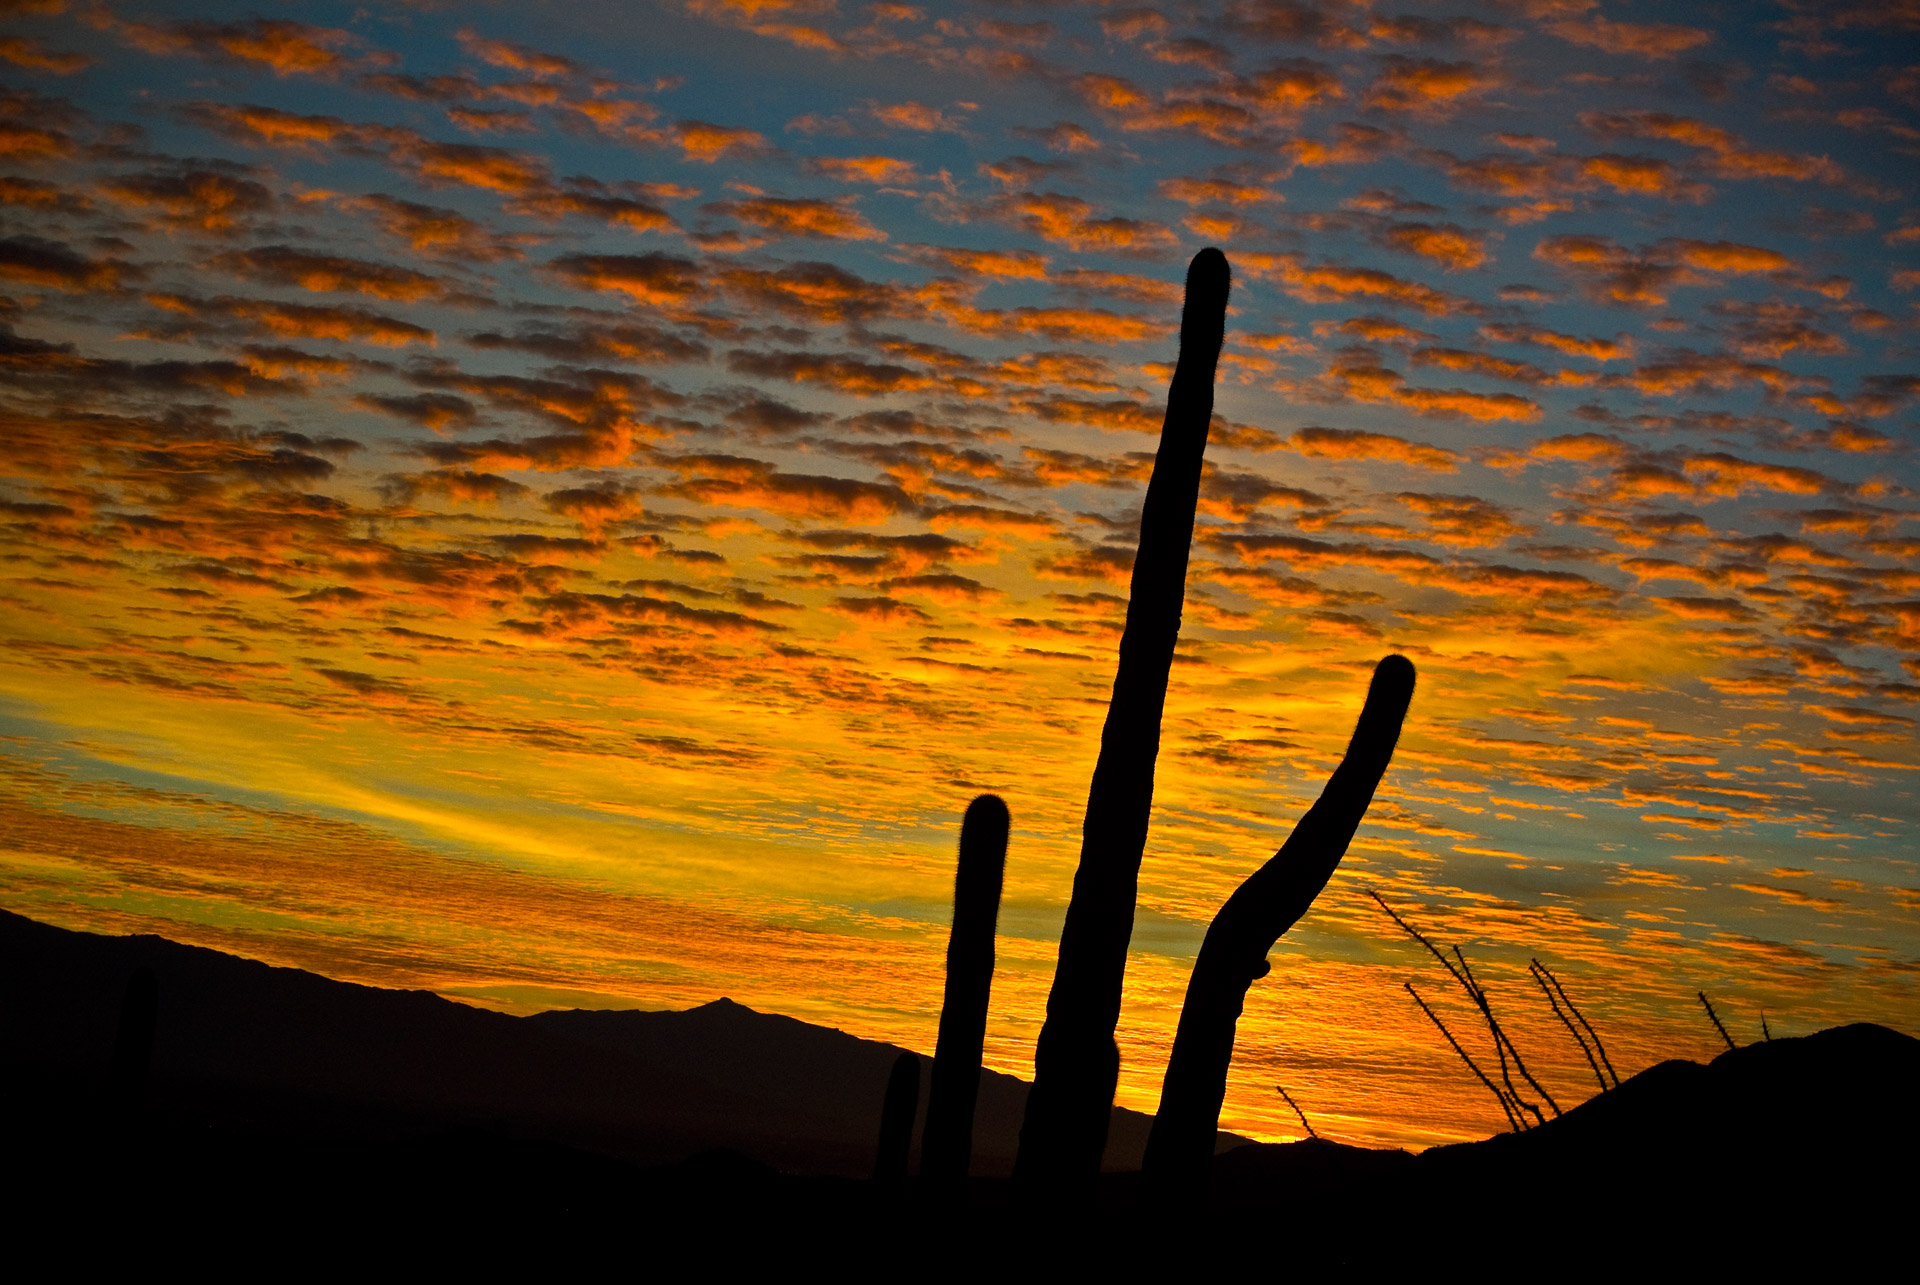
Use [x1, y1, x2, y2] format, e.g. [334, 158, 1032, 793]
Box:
[2, 0, 1916, 1152]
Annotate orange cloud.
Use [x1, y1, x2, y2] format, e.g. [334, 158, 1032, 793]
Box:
[392, 468, 529, 506]
[399, 139, 550, 193]
[0, 36, 90, 74]
[673, 120, 768, 162]
[1548, 16, 1712, 58]
[1532, 235, 1789, 307]
[181, 101, 360, 151]
[150, 293, 434, 346]
[1580, 110, 1846, 185]
[99, 170, 273, 230]
[807, 155, 916, 184]
[725, 349, 947, 397]
[1379, 221, 1487, 270]
[0, 234, 138, 291]
[1288, 428, 1458, 471]
[1322, 356, 1543, 421]
[1240, 252, 1471, 315]
[112, 17, 365, 78]
[545, 252, 703, 306]
[507, 181, 677, 234]
[1577, 153, 1709, 202]
[1003, 191, 1178, 253]
[215, 246, 447, 301]
[1157, 176, 1277, 205]
[1365, 56, 1501, 114]
[658, 454, 914, 524]
[708, 196, 886, 241]
[1410, 347, 1557, 386]
[342, 194, 523, 261]
[454, 28, 581, 78]
[1479, 323, 1629, 361]
[902, 245, 1048, 280]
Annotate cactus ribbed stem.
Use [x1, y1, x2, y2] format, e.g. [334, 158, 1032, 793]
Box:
[921, 794, 1009, 1190]
[1015, 248, 1231, 1192]
[873, 1050, 920, 1189]
[1143, 654, 1415, 1187]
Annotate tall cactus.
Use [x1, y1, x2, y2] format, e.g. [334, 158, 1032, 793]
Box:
[1143, 654, 1416, 1187]
[921, 794, 1009, 1190]
[873, 1049, 920, 1189]
[1015, 247, 1231, 1190]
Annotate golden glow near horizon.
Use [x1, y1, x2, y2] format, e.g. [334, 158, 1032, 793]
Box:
[1, 0, 1916, 1151]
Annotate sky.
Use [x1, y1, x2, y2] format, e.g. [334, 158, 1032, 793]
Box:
[0, 0, 1916, 1152]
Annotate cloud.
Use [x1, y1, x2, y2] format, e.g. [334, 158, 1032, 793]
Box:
[1364, 56, 1501, 115]
[0, 234, 139, 291]
[0, 36, 91, 75]
[149, 293, 435, 346]
[354, 393, 480, 433]
[99, 169, 274, 230]
[1377, 221, 1488, 270]
[998, 191, 1178, 254]
[1579, 110, 1846, 185]
[109, 17, 369, 78]
[672, 120, 768, 162]
[1547, 16, 1713, 58]
[657, 453, 916, 523]
[389, 467, 529, 507]
[544, 252, 703, 306]
[828, 594, 933, 624]
[1533, 235, 1793, 306]
[706, 196, 887, 241]
[214, 246, 449, 301]
[1241, 252, 1473, 314]
[1289, 427, 1459, 471]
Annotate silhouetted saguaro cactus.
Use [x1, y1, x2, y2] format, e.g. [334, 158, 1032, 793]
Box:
[109, 966, 158, 1107]
[1016, 247, 1231, 1191]
[921, 794, 1009, 1190]
[1143, 654, 1415, 1187]
[873, 1050, 920, 1189]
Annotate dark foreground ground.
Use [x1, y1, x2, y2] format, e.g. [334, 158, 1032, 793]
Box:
[4, 909, 1914, 1265]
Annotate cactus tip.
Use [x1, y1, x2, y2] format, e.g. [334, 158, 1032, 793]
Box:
[1184, 246, 1231, 310]
[964, 792, 1010, 833]
[1373, 652, 1417, 698]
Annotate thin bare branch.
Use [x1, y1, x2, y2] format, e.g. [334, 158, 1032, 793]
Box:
[1276, 1085, 1318, 1141]
[1451, 946, 1558, 1119]
[1538, 959, 1618, 1088]
[1698, 990, 1736, 1053]
[1533, 959, 1607, 1094]
[1406, 981, 1520, 1133]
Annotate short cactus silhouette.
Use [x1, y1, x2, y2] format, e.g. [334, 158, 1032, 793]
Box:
[108, 966, 158, 1106]
[1143, 654, 1415, 1186]
[1016, 247, 1231, 1190]
[873, 1049, 920, 1188]
[921, 794, 1009, 1190]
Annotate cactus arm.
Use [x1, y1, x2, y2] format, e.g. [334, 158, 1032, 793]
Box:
[1142, 654, 1415, 1186]
[1015, 248, 1231, 1189]
[921, 794, 1009, 1188]
[874, 1050, 921, 1188]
